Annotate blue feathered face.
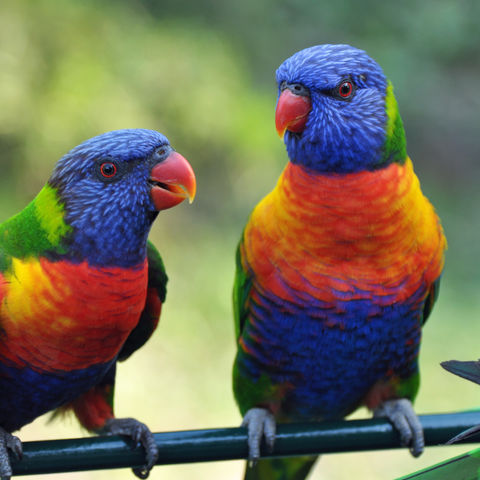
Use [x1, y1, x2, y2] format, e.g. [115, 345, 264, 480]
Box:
[48, 129, 195, 267]
[275, 44, 393, 173]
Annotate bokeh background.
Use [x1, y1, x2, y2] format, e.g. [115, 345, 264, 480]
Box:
[0, 0, 479, 478]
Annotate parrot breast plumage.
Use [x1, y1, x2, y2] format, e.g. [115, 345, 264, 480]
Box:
[0, 257, 148, 371]
[235, 156, 445, 419]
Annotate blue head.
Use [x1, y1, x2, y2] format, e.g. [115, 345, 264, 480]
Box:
[275, 44, 406, 173]
[49, 129, 196, 267]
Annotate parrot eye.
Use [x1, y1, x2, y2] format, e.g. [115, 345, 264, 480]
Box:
[336, 79, 355, 99]
[100, 162, 117, 178]
[94, 158, 126, 183]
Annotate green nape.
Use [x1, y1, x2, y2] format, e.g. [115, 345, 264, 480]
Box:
[0, 184, 71, 266]
[381, 80, 407, 165]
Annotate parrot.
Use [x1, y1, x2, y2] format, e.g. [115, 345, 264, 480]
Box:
[441, 360, 480, 444]
[232, 44, 447, 479]
[0, 129, 196, 479]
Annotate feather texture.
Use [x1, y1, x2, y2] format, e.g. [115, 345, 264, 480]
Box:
[234, 158, 445, 419]
[0, 129, 195, 479]
[232, 44, 446, 479]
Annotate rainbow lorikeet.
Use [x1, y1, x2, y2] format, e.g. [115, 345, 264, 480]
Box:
[232, 44, 446, 479]
[0, 129, 196, 479]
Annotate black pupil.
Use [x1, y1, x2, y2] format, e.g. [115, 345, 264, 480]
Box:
[102, 163, 115, 176]
[340, 82, 352, 96]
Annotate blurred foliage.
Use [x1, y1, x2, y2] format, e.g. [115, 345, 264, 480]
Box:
[0, 1, 479, 479]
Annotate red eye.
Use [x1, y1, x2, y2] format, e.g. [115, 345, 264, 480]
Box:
[338, 80, 354, 98]
[100, 162, 117, 178]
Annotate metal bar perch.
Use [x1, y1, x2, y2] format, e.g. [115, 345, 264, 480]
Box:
[12, 411, 480, 476]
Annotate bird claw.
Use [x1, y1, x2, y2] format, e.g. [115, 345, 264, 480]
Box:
[101, 418, 158, 479]
[0, 428, 22, 480]
[241, 407, 276, 466]
[374, 398, 424, 457]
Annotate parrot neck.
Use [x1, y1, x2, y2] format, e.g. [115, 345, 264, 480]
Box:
[0, 184, 152, 268]
[381, 81, 407, 166]
[60, 208, 153, 268]
[50, 179, 155, 268]
[0, 185, 72, 263]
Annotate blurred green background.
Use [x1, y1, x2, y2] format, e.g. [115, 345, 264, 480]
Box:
[0, 0, 479, 478]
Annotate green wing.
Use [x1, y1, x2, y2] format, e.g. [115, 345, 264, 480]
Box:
[397, 447, 480, 480]
[422, 276, 441, 326]
[232, 240, 253, 340]
[117, 240, 168, 361]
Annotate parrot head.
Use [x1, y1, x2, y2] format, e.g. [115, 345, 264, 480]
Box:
[48, 129, 196, 266]
[275, 44, 406, 173]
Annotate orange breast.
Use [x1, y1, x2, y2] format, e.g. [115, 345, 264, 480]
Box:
[0, 258, 148, 372]
[243, 158, 446, 306]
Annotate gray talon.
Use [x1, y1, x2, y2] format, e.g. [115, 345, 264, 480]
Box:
[242, 407, 276, 465]
[0, 428, 22, 480]
[101, 418, 158, 478]
[374, 398, 424, 457]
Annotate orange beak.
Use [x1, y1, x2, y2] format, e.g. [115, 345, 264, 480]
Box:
[149, 151, 196, 211]
[275, 88, 312, 137]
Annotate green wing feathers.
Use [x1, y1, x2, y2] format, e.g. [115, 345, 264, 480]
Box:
[422, 277, 441, 326]
[233, 241, 252, 340]
[118, 240, 168, 361]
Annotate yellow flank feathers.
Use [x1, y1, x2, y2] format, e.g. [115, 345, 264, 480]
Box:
[1, 258, 72, 335]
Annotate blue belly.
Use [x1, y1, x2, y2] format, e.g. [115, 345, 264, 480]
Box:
[235, 286, 425, 420]
[0, 360, 113, 432]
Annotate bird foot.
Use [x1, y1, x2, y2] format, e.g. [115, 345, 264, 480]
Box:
[241, 407, 276, 466]
[100, 418, 158, 479]
[0, 428, 22, 480]
[374, 398, 424, 457]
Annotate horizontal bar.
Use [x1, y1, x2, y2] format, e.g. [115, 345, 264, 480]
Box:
[11, 411, 480, 475]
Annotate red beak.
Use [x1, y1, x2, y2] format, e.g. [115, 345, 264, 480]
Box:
[275, 89, 312, 137]
[149, 151, 196, 211]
